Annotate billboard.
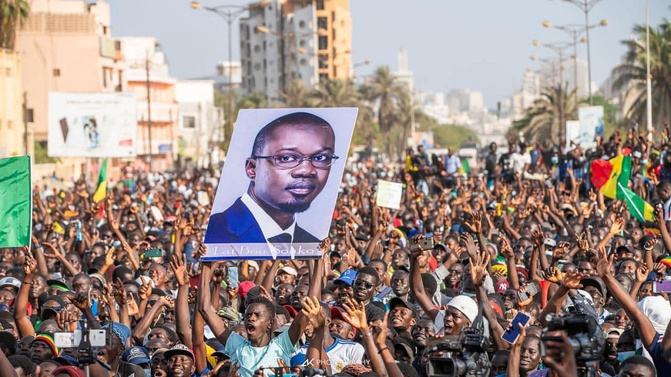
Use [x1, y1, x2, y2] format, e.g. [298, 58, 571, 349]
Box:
[577, 106, 604, 149]
[48, 92, 137, 157]
[203, 108, 358, 260]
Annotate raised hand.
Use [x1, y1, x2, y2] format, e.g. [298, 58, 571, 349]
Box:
[500, 237, 514, 259]
[562, 271, 586, 290]
[41, 242, 63, 260]
[373, 312, 389, 349]
[72, 292, 90, 311]
[469, 251, 490, 287]
[463, 212, 482, 234]
[610, 218, 625, 235]
[544, 267, 562, 283]
[319, 238, 331, 256]
[159, 295, 175, 309]
[138, 279, 152, 301]
[112, 277, 127, 305]
[635, 264, 649, 283]
[644, 237, 658, 251]
[104, 246, 116, 267]
[23, 251, 37, 276]
[299, 297, 321, 321]
[595, 250, 615, 278]
[170, 252, 189, 287]
[532, 230, 544, 248]
[459, 232, 478, 260]
[341, 297, 368, 331]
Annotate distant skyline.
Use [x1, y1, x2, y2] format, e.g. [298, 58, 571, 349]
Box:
[111, 0, 670, 108]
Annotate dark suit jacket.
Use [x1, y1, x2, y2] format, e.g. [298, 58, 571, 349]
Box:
[204, 197, 320, 244]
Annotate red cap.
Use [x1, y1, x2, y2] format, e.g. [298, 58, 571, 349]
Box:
[283, 305, 298, 318]
[330, 306, 356, 336]
[238, 281, 255, 299]
[489, 301, 503, 317]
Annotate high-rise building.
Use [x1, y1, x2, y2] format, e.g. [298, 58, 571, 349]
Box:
[214, 61, 243, 92]
[394, 48, 413, 92]
[447, 88, 484, 113]
[521, 70, 541, 109]
[120, 37, 178, 171]
[239, 0, 352, 99]
[564, 59, 589, 99]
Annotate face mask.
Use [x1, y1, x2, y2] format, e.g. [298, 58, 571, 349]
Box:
[617, 351, 636, 363]
[144, 369, 151, 377]
[641, 159, 648, 165]
[379, 172, 387, 178]
[551, 156, 559, 164]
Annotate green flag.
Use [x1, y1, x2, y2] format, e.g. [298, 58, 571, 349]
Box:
[0, 156, 31, 247]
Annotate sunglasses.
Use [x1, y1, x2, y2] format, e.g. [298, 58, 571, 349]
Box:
[353, 280, 374, 289]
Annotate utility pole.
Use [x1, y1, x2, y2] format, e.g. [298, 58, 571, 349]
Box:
[22, 92, 28, 155]
[645, 0, 653, 133]
[145, 49, 153, 172]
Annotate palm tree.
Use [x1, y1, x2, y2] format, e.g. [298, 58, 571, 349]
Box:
[360, 66, 402, 134]
[237, 92, 267, 110]
[611, 21, 671, 128]
[512, 84, 578, 142]
[394, 90, 414, 155]
[278, 79, 313, 108]
[310, 79, 360, 107]
[0, 0, 30, 50]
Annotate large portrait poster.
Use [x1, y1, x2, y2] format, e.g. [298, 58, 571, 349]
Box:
[203, 108, 358, 260]
[48, 92, 137, 157]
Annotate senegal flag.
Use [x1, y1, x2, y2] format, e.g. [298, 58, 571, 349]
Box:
[591, 155, 654, 222]
[460, 159, 471, 175]
[0, 156, 31, 247]
[92, 158, 108, 203]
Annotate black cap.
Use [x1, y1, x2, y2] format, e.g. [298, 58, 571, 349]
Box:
[580, 276, 606, 298]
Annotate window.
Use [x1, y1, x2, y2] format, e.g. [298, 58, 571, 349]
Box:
[319, 73, 329, 82]
[5, 68, 11, 76]
[317, 17, 327, 30]
[299, 20, 306, 28]
[316, 0, 324, 10]
[300, 58, 307, 66]
[25, 109, 34, 123]
[53, 69, 61, 77]
[318, 54, 328, 69]
[318, 36, 328, 50]
[183, 115, 196, 129]
[254, 45, 261, 53]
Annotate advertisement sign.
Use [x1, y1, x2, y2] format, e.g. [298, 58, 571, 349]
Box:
[376, 180, 404, 210]
[203, 108, 358, 260]
[48, 92, 137, 157]
[577, 106, 604, 149]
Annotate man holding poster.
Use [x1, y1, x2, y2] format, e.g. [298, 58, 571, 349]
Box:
[204, 109, 357, 260]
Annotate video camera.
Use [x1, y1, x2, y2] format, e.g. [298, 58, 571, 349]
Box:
[54, 320, 112, 376]
[427, 304, 491, 377]
[542, 312, 605, 377]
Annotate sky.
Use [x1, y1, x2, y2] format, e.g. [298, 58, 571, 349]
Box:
[111, 0, 671, 108]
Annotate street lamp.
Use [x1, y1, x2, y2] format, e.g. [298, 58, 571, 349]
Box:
[190, 0, 269, 147]
[555, 0, 608, 105]
[542, 19, 606, 103]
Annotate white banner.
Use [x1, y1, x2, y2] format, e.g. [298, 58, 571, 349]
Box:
[577, 106, 604, 149]
[376, 180, 404, 210]
[48, 92, 137, 157]
[566, 120, 581, 150]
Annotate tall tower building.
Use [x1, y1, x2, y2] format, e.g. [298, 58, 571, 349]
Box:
[239, 0, 352, 99]
[394, 48, 413, 92]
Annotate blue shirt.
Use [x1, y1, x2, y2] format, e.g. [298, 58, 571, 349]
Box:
[224, 330, 297, 377]
[649, 333, 671, 377]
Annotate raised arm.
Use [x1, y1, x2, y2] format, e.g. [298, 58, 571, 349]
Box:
[170, 252, 193, 349]
[342, 298, 388, 377]
[597, 251, 658, 350]
[287, 296, 321, 346]
[469, 251, 507, 351]
[14, 251, 37, 338]
[198, 262, 231, 346]
[409, 236, 439, 321]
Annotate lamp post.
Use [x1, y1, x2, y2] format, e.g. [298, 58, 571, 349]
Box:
[530, 55, 561, 86]
[542, 19, 607, 103]
[533, 40, 572, 140]
[558, 0, 607, 105]
[645, 0, 652, 133]
[190, 1, 268, 147]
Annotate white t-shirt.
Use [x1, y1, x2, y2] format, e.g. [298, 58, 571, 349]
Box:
[510, 152, 531, 175]
[292, 337, 365, 373]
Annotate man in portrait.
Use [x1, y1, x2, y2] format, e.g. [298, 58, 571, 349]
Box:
[205, 112, 338, 248]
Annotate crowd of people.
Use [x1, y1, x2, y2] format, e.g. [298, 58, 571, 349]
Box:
[1, 127, 671, 377]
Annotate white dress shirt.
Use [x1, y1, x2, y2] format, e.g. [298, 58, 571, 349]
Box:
[241, 193, 297, 258]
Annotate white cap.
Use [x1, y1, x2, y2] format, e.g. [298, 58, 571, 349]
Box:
[246, 261, 260, 271]
[278, 266, 298, 277]
[0, 277, 21, 290]
[447, 295, 478, 324]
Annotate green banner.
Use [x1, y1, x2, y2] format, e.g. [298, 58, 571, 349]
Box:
[0, 156, 31, 247]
